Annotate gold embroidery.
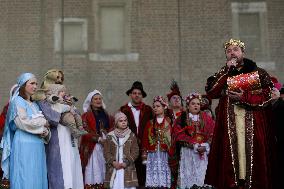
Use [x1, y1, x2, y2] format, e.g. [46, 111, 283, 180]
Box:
[208, 67, 228, 94]
[245, 111, 254, 189]
[234, 105, 246, 179]
[227, 98, 238, 186]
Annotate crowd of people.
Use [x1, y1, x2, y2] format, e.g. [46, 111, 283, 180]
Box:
[0, 38, 283, 189]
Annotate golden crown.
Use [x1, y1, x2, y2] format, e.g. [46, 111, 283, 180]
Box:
[224, 39, 245, 50]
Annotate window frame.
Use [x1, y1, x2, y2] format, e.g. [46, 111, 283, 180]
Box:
[89, 0, 138, 62]
[54, 18, 88, 54]
[231, 2, 269, 61]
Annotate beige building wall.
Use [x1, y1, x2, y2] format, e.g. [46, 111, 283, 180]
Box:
[0, 0, 283, 113]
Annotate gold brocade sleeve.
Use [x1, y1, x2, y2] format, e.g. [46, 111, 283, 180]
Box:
[206, 66, 228, 99]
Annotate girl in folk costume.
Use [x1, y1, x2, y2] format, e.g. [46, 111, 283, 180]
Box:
[103, 112, 139, 189]
[142, 96, 172, 188]
[1, 73, 50, 189]
[79, 90, 114, 189]
[170, 92, 215, 189]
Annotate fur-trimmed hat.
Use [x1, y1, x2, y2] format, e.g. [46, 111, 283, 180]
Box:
[33, 69, 64, 101]
[41, 69, 64, 89]
[167, 80, 182, 101]
[44, 84, 67, 104]
[46, 84, 67, 96]
[126, 81, 147, 98]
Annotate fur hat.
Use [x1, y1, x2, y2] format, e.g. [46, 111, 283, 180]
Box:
[33, 69, 64, 101]
[126, 81, 147, 98]
[46, 84, 67, 96]
[45, 84, 67, 104]
[41, 69, 64, 89]
[167, 80, 182, 101]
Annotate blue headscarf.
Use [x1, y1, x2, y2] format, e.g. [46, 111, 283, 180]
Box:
[0, 73, 35, 179]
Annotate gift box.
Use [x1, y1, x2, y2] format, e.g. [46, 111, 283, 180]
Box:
[227, 71, 262, 92]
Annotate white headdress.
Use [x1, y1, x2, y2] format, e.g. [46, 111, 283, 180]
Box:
[82, 89, 106, 113]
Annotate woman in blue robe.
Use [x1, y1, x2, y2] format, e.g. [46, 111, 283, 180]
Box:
[1, 73, 50, 189]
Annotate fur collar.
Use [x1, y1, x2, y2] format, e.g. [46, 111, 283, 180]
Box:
[241, 58, 257, 73]
[229, 58, 257, 76]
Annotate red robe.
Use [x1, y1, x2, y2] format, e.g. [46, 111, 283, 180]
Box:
[0, 103, 9, 179]
[79, 110, 114, 173]
[204, 58, 278, 189]
[0, 103, 9, 138]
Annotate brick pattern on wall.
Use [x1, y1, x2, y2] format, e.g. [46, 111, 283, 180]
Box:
[0, 0, 283, 114]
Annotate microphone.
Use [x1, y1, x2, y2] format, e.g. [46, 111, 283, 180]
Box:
[228, 58, 238, 74]
[230, 58, 237, 67]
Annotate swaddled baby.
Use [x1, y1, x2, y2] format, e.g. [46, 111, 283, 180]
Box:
[45, 84, 87, 138]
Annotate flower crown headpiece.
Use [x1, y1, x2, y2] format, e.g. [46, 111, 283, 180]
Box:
[185, 92, 202, 104]
[224, 39, 245, 50]
[153, 95, 168, 109]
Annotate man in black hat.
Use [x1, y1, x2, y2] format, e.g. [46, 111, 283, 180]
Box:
[120, 81, 153, 188]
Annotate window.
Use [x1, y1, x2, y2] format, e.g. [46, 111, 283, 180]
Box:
[89, 0, 138, 61]
[232, 2, 270, 63]
[54, 18, 88, 53]
[99, 6, 126, 53]
[238, 13, 261, 58]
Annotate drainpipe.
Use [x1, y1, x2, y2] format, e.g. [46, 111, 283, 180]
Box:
[177, 0, 182, 85]
[60, 0, 64, 70]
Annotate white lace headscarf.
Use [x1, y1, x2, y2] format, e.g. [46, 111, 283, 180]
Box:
[9, 84, 19, 98]
[82, 89, 106, 113]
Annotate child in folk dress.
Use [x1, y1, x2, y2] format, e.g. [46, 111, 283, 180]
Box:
[170, 92, 215, 189]
[142, 96, 172, 188]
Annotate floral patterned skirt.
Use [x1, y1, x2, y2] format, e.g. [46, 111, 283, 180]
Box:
[178, 147, 208, 189]
[146, 151, 171, 188]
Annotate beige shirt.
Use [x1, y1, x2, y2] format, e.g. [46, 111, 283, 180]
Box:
[14, 102, 50, 143]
